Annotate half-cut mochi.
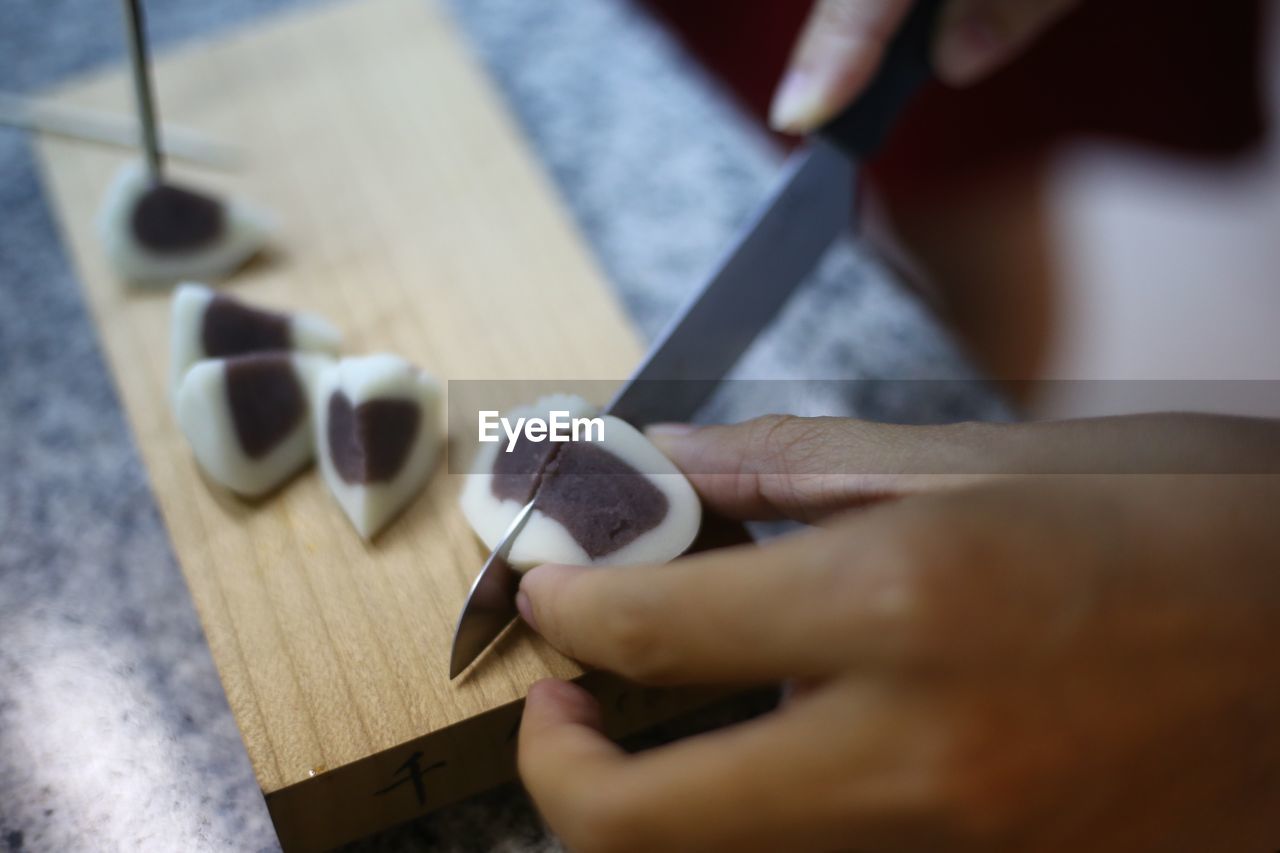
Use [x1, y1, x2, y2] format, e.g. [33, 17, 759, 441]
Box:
[169, 282, 341, 399]
[314, 355, 443, 539]
[175, 352, 331, 497]
[98, 161, 274, 286]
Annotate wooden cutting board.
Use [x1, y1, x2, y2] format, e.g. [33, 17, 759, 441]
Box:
[33, 0, 723, 848]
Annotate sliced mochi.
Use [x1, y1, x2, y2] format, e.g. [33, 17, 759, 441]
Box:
[460, 395, 701, 569]
[97, 161, 274, 286]
[175, 352, 331, 497]
[169, 282, 341, 399]
[314, 354, 443, 539]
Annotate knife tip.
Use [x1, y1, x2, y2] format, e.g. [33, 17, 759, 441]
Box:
[448, 650, 467, 680]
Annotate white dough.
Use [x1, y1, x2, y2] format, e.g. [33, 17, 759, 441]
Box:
[169, 282, 342, 400]
[175, 352, 331, 497]
[97, 161, 274, 286]
[314, 354, 443, 539]
[460, 395, 701, 569]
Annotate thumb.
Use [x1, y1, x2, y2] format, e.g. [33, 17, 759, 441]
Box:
[517, 679, 626, 826]
[645, 415, 987, 522]
[934, 0, 1079, 85]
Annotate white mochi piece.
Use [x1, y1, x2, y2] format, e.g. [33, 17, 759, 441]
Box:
[314, 354, 443, 539]
[460, 395, 701, 570]
[97, 161, 274, 286]
[169, 282, 342, 400]
[175, 352, 331, 497]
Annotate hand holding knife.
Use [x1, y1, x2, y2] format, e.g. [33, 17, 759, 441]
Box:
[449, 0, 944, 678]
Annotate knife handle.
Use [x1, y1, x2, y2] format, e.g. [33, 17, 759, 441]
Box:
[818, 0, 945, 159]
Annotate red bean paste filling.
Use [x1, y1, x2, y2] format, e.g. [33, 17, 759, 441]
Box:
[130, 183, 225, 253]
[224, 354, 304, 459]
[201, 296, 291, 358]
[491, 439, 669, 559]
[327, 392, 421, 484]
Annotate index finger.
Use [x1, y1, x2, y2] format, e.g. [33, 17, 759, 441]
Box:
[518, 517, 917, 685]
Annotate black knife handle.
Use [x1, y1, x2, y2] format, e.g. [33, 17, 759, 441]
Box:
[818, 0, 945, 159]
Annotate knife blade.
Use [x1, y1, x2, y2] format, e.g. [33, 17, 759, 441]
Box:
[448, 141, 852, 678]
[606, 137, 854, 428]
[449, 0, 944, 678]
[448, 500, 537, 680]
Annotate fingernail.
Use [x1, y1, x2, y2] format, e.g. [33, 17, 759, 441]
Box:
[518, 563, 581, 632]
[515, 589, 538, 632]
[645, 423, 699, 460]
[644, 422, 697, 438]
[526, 678, 601, 726]
[935, 18, 1003, 85]
[532, 677, 585, 703]
[769, 69, 826, 133]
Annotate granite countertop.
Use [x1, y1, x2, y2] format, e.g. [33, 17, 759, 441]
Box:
[0, 1, 1002, 850]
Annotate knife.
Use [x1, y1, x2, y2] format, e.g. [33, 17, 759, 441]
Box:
[449, 0, 943, 679]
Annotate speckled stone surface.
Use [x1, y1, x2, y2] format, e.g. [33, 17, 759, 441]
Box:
[0, 1, 1004, 851]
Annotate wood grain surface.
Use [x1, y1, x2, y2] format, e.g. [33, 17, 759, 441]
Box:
[33, 0, 720, 847]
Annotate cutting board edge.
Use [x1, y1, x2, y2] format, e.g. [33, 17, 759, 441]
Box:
[263, 674, 735, 852]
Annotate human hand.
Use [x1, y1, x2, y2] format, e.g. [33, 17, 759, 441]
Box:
[516, 414, 1280, 852]
[770, 0, 1081, 133]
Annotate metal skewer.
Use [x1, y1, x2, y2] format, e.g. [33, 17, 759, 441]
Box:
[121, 0, 163, 183]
